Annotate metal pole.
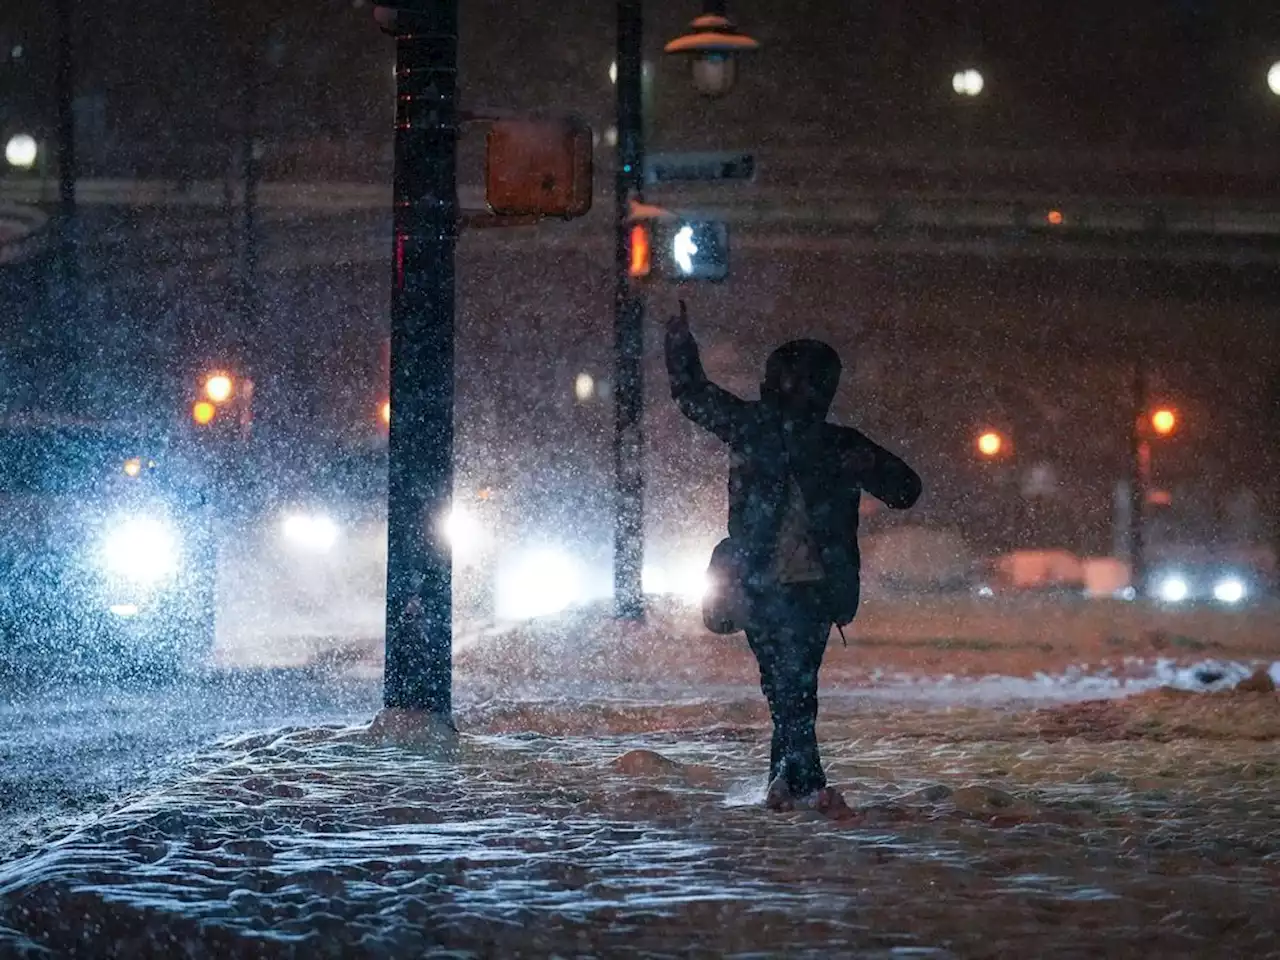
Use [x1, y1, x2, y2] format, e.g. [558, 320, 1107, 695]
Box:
[55, 0, 80, 392]
[383, 0, 457, 715]
[1128, 363, 1148, 597]
[240, 55, 260, 344]
[614, 0, 646, 621]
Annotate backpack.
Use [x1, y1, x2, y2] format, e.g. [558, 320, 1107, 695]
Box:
[702, 536, 751, 635]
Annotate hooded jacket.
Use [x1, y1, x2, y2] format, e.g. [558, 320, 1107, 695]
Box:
[666, 324, 921, 625]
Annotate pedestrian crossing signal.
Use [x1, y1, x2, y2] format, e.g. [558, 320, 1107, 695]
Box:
[485, 119, 594, 219]
[663, 221, 729, 282]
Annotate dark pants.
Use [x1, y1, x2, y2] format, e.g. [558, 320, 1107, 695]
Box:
[745, 583, 831, 797]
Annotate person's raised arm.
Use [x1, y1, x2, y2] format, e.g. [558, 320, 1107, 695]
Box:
[664, 300, 752, 445]
[840, 428, 922, 509]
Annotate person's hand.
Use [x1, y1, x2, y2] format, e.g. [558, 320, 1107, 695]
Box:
[666, 298, 691, 339]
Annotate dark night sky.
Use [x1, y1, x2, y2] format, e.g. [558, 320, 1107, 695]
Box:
[2, 1, 1279, 555]
[3, 1, 1280, 153]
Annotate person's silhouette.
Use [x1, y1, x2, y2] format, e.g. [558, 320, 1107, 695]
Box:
[665, 300, 922, 813]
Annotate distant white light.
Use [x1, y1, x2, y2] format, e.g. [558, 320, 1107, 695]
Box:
[673, 224, 698, 275]
[109, 603, 140, 618]
[952, 68, 984, 97]
[1268, 61, 1280, 97]
[574, 372, 595, 401]
[603, 125, 618, 147]
[1156, 574, 1189, 604]
[5, 133, 37, 170]
[609, 60, 617, 85]
[11, 45, 24, 60]
[1213, 578, 1246, 604]
[281, 512, 339, 553]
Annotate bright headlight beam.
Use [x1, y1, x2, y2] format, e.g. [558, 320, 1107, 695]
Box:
[1156, 575, 1189, 604]
[1213, 578, 1245, 604]
[673, 225, 698, 275]
[281, 512, 339, 552]
[101, 516, 180, 585]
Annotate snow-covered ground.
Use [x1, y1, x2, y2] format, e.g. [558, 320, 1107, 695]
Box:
[1, 602, 1278, 956]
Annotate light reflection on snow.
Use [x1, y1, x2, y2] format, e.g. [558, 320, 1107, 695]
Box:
[1, 602, 1278, 954]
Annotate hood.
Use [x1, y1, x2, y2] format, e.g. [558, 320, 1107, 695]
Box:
[760, 339, 842, 421]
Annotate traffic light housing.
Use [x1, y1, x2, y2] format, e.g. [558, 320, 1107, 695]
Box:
[485, 119, 594, 219]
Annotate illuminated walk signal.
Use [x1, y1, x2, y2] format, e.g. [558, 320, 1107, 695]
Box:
[661, 221, 729, 281]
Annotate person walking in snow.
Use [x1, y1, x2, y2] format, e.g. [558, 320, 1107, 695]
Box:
[664, 300, 922, 814]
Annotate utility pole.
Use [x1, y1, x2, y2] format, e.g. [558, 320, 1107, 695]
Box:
[614, 0, 647, 621]
[1128, 363, 1149, 597]
[382, 0, 458, 716]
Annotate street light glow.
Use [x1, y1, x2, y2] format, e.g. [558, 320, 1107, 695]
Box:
[1151, 408, 1176, 436]
[204, 373, 234, 404]
[609, 60, 617, 85]
[952, 68, 984, 97]
[1269, 61, 1280, 96]
[380, 400, 391, 426]
[976, 430, 1004, 457]
[191, 401, 216, 426]
[5, 133, 37, 170]
[574, 372, 595, 401]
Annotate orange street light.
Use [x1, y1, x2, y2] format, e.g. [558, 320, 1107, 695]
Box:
[379, 400, 391, 426]
[976, 430, 1006, 458]
[192, 400, 217, 426]
[204, 373, 234, 404]
[1151, 408, 1176, 437]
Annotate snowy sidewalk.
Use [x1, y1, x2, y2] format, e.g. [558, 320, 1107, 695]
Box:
[3, 684, 1279, 958]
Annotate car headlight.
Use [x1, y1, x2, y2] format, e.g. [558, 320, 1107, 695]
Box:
[1213, 577, 1246, 604]
[496, 547, 583, 620]
[439, 504, 486, 566]
[281, 512, 339, 552]
[101, 515, 180, 585]
[1156, 574, 1189, 604]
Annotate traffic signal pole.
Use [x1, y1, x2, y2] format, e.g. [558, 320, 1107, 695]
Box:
[614, 0, 647, 621]
[382, 0, 457, 716]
